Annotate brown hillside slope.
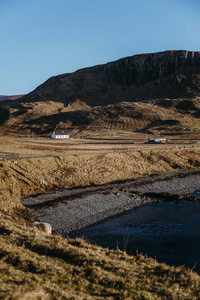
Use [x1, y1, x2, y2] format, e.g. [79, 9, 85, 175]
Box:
[1, 214, 200, 299]
[17, 50, 200, 106]
[1, 98, 200, 135]
[1, 50, 200, 135]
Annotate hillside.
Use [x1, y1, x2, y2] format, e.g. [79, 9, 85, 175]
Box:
[1, 50, 200, 135]
[17, 50, 200, 105]
[2, 214, 200, 299]
[1, 98, 200, 135]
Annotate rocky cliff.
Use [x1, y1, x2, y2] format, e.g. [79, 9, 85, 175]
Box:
[18, 50, 200, 106]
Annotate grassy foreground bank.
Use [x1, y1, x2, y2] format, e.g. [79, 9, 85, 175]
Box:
[1, 214, 200, 300]
[1, 146, 200, 298]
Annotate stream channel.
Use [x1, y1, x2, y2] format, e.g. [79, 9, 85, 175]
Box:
[70, 201, 200, 273]
[23, 169, 200, 273]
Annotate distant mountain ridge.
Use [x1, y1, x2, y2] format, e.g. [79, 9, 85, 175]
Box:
[0, 95, 25, 100]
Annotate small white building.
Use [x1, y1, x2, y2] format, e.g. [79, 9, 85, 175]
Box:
[51, 131, 69, 139]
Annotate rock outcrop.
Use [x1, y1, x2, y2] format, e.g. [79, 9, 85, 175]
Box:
[18, 50, 200, 106]
[32, 222, 52, 234]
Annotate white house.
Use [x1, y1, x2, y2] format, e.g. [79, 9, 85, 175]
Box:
[51, 131, 69, 139]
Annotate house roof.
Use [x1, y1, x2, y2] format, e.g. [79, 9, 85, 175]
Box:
[53, 132, 69, 135]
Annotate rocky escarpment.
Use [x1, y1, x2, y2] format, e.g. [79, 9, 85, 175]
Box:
[18, 50, 200, 106]
[1, 50, 200, 135]
[103, 50, 200, 87]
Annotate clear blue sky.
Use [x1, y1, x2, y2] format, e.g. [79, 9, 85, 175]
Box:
[1, 0, 200, 95]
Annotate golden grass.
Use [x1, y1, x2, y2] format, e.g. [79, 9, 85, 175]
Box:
[1, 146, 200, 219]
[1, 215, 200, 299]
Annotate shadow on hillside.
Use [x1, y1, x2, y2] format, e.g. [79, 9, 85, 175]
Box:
[0, 108, 10, 124]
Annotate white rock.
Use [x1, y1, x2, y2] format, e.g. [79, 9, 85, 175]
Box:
[32, 222, 52, 234]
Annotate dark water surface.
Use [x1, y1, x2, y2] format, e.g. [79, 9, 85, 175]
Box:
[70, 201, 200, 273]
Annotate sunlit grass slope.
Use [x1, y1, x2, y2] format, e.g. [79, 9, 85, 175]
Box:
[1, 215, 200, 300]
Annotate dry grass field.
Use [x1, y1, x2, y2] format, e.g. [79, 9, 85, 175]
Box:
[0, 130, 199, 158]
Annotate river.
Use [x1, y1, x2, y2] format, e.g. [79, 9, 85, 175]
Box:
[23, 169, 200, 273]
[69, 200, 200, 273]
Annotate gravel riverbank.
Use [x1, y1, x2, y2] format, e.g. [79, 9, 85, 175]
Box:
[23, 168, 200, 234]
[24, 189, 155, 235]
